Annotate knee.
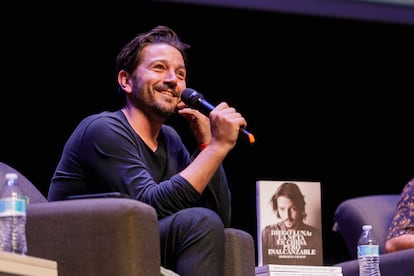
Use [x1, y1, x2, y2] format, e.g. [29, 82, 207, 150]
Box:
[179, 207, 225, 233]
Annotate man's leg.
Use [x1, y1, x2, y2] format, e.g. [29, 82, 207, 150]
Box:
[159, 207, 225, 276]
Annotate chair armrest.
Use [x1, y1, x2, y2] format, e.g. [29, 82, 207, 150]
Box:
[333, 194, 400, 258]
[334, 248, 414, 276]
[224, 228, 255, 276]
[26, 198, 161, 276]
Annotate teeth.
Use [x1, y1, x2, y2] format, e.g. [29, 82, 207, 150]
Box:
[160, 91, 173, 97]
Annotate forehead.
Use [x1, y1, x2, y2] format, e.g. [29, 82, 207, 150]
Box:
[277, 196, 294, 206]
[141, 43, 185, 65]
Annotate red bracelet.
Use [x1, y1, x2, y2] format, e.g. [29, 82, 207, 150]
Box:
[198, 143, 209, 150]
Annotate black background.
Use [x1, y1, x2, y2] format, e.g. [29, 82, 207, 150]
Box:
[1, 1, 413, 265]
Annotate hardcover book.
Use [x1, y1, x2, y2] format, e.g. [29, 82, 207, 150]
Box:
[255, 264, 342, 276]
[256, 180, 323, 266]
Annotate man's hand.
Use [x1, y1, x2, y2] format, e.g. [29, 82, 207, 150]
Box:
[178, 107, 211, 145]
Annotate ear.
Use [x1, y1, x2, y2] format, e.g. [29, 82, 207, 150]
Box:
[118, 70, 133, 94]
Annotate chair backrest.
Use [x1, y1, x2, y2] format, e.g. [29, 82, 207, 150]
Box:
[0, 161, 47, 203]
[333, 194, 400, 259]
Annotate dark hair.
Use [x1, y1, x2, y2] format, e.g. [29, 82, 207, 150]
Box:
[270, 182, 307, 220]
[115, 25, 190, 76]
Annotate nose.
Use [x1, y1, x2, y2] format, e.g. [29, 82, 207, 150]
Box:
[164, 70, 178, 83]
[287, 207, 293, 219]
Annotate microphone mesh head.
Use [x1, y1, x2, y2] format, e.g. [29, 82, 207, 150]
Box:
[181, 88, 204, 106]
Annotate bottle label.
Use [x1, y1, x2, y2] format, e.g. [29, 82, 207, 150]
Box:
[357, 244, 380, 257]
[0, 197, 27, 216]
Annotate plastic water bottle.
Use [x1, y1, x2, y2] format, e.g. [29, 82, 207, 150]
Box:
[357, 224, 381, 276]
[0, 172, 28, 255]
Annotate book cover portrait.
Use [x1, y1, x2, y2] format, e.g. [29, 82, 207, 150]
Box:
[256, 180, 323, 266]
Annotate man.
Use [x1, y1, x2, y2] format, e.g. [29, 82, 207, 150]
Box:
[261, 182, 323, 265]
[47, 25, 248, 276]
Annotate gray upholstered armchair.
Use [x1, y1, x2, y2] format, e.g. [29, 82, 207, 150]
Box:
[332, 194, 414, 276]
[0, 161, 256, 276]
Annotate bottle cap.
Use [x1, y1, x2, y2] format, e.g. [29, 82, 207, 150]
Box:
[362, 224, 372, 230]
[5, 173, 18, 180]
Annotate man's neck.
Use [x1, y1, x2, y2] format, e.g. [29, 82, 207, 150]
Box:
[121, 106, 163, 151]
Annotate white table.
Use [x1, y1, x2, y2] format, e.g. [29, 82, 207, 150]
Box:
[0, 251, 57, 276]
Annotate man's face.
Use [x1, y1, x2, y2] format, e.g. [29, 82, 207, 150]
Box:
[130, 43, 186, 118]
[277, 196, 300, 229]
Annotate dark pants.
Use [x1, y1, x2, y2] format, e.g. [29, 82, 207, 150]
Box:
[159, 207, 225, 276]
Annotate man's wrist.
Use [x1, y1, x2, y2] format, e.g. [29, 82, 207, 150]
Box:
[198, 143, 209, 150]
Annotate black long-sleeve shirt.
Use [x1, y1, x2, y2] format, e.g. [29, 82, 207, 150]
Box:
[47, 110, 231, 226]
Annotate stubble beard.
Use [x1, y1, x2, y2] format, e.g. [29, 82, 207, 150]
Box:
[133, 90, 177, 119]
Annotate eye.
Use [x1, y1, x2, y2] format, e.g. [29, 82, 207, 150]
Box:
[176, 69, 186, 80]
[290, 206, 298, 212]
[154, 64, 165, 70]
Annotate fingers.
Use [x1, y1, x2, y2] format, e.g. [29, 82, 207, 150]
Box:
[178, 107, 206, 121]
[178, 108, 211, 145]
[178, 102, 248, 145]
[212, 102, 247, 130]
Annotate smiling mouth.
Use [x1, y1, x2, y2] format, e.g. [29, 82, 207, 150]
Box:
[158, 90, 177, 98]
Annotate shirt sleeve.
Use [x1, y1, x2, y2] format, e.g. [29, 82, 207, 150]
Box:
[73, 113, 231, 223]
[77, 116, 202, 217]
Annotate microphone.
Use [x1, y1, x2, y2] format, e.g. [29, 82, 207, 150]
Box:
[181, 88, 255, 144]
